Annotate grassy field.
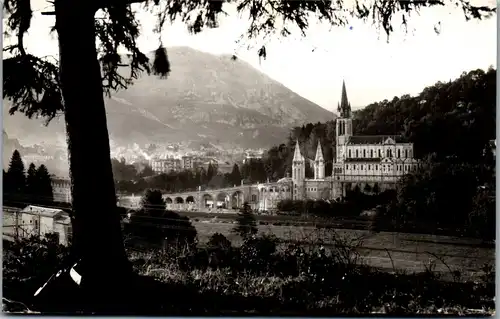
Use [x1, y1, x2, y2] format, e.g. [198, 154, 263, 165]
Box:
[193, 220, 495, 279]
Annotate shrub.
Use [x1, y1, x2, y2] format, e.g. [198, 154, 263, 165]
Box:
[3, 234, 70, 307]
[238, 234, 278, 274]
[232, 202, 258, 239]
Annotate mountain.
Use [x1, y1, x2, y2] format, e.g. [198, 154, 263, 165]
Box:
[3, 46, 335, 151]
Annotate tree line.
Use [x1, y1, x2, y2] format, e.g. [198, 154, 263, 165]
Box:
[113, 157, 268, 195]
[4, 150, 54, 206]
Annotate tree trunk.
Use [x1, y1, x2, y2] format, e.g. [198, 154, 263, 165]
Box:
[55, 0, 130, 281]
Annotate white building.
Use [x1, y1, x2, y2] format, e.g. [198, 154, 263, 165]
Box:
[18, 205, 72, 246]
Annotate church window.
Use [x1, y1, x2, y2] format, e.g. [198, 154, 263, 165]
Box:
[378, 149, 382, 157]
[354, 165, 357, 170]
[405, 149, 408, 158]
[363, 149, 366, 157]
[409, 150, 413, 158]
[375, 165, 378, 170]
[397, 149, 401, 158]
[348, 149, 351, 158]
[252, 195, 257, 201]
[346, 165, 349, 170]
[355, 150, 359, 157]
[387, 149, 392, 158]
[370, 149, 374, 157]
[368, 165, 371, 170]
[361, 165, 364, 170]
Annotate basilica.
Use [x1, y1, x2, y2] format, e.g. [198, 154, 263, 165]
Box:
[274, 81, 419, 203]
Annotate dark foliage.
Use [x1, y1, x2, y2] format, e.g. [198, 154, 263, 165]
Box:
[277, 188, 395, 218]
[5, 150, 26, 197]
[353, 68, 496, 164]
[385, 159, 496, 240]
[3, 235, 70, 306]
[232, 202, 258, 239]
[3, 231, 496, 315]
[4, 152, 54, 206]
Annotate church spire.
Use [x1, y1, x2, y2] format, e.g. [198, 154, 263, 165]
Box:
[338, 80, 351, 118]
[293, 139, 303, 162]
[315, 141, 324, 161]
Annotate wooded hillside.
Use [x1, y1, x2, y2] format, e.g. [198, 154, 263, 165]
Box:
[263, 67, 496, 179]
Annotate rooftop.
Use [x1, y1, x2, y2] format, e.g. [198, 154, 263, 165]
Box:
[21, 205, 68, 218]
[347, 135, 409, 145]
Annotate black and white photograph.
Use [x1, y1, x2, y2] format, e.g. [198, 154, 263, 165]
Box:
[2, 0, 497, 315]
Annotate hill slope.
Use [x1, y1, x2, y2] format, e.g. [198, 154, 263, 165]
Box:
[3, 46, 334, 150]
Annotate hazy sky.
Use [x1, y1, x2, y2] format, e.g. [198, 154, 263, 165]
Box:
[12, 0, 498, 112]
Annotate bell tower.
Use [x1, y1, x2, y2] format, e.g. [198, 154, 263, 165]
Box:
[335, 80, 353, 164]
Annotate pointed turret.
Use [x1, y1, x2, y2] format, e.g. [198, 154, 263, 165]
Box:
[315, 141, 324, 162]
[292, 139, 305, 184]
[314, 141, 325, 179]
[339, 80, 351, 118]
[293, 139, 303, 162]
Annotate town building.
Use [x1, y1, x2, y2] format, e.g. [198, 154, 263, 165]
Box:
[243, 151, 264, 164]
[18, 205, 72, 246]
[150, 157, 182, 174]
[181, 155, 194, 170]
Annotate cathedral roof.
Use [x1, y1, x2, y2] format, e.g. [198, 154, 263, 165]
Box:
[344, 158, 381, 163]
[277, 177, 293, 183]
[347, 135, 409, 145]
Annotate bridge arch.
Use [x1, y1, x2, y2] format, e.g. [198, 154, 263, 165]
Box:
[186, 195, 195, 203]
[202, 193, 214, 209]
[165, 197, 173, 204]
[175, 197, 184, 204]
[216, 192, 230, 209]
[231, 190, 244, 209]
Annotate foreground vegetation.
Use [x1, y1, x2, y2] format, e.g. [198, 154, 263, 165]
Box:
[3, 227, 495, 315]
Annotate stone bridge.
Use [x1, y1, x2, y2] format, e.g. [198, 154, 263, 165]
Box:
[118, 181, 295, 212]
[163, 184, 261, 212]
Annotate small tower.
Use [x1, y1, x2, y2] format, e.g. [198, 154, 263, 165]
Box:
[292, 140, 305, 200]
[292, 140, 305, 182]
[335, 80, 353, 164]
[314, 141, 325, 180]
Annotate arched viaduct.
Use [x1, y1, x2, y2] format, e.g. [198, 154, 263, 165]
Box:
[163, 185, 260, 212]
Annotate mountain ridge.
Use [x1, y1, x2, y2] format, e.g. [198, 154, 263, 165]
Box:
[3, 46, 335, 150]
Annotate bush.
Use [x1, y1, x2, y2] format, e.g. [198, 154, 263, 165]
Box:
[3, 234, 70, 307]
[232, 202, 258, 239]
